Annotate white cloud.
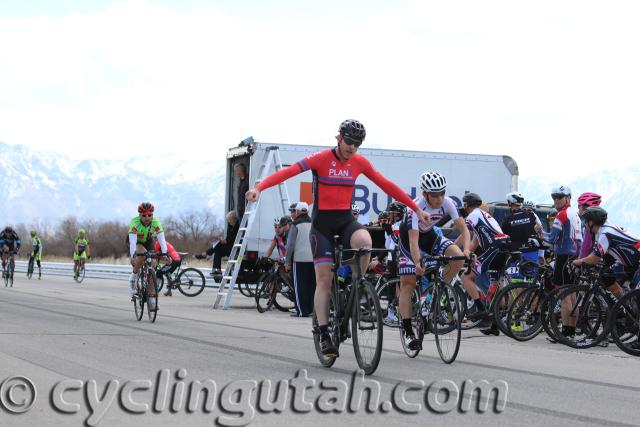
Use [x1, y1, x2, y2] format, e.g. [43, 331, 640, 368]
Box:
[0, 0, 638, 180]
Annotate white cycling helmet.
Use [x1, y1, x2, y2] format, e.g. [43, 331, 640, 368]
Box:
[523, 200, 536, 210]
[506, 191, 524, 205]
[351, 203, 360, 214]
[420, 171, 447, 192]
[551, 185, 571, 197]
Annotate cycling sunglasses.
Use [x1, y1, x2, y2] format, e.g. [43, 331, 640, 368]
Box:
[428, 190, 446, 197]
[342, 135, 363, 147]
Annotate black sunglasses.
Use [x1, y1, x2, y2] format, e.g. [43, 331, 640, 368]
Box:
[342, 135, 363, 147]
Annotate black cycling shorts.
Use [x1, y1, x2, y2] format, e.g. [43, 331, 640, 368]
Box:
[553, 254, 573, 287]
[309, 210, 365, 265]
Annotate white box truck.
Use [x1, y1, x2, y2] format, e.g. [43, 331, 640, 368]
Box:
[225, 140, 519, 254]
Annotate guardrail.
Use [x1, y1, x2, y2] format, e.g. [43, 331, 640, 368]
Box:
[13, 261, 222, 288]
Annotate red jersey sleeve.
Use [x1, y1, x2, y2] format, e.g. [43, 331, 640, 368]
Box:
[359, 156, 419, 212]
[255, 151, 320, 192]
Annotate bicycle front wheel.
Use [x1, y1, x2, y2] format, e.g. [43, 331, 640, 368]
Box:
[493, 282, 529, 337]
[432, 283, 462, 364]
[609, 289, 640, 356]
[27, 258, 34, 279]
[176, 268, 206, 297]
[76, 266, 86, 283]
[506, 286, 544, 341]
[352, 279, 383, 375]
[147, 273, 158, 323]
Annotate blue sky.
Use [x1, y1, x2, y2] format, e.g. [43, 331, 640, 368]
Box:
[1, 0, 639, 180]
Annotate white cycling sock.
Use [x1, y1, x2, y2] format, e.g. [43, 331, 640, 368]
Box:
[128, 273, 137, 296]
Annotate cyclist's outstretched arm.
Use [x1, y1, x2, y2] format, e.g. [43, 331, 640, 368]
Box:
[247, 159, 311, 202]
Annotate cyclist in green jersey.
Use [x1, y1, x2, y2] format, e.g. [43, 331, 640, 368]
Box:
[73, 229, 91, 279]
[127, 202, 168, 310]
[30, 230, 43, 279]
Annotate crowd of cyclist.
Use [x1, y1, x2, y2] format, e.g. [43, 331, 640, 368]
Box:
[230, 118, 640, 358]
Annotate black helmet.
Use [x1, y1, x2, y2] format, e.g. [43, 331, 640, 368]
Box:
[3, 226, 14, 234]
[463, 192, 483, 207]
[339, 119, 366, 141]
[278, 216, 292, 227]
[582, 206, 608, 226]
[387, 201, 406, 217]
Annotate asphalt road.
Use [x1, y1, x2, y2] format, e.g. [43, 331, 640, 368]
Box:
[0, 274, 638, 427]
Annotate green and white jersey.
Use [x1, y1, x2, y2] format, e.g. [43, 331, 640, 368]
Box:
[128, 216, 164, 244]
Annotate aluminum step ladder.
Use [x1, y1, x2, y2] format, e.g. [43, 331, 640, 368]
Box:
[213, 146, 291, 309]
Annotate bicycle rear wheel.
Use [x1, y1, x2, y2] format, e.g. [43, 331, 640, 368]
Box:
[453, 279, 482, 330]
[506, 286, 544, 341]
[176, 268, 206, 297]
[27, 258, 34, 279]
[9, 259, 14, 287]
[609, 289, 640, 356]
[255, 274, 276, 313]
[273, 276, 295, 312]
[155, 274, 164, 293]
[397, 284, 422, 358]
[147, 273, 158, 323]
[550, 285, 608, 348]
[313, 290, 339, 368]
[352, 279, 383, 375]
[432, 283, 462, 364]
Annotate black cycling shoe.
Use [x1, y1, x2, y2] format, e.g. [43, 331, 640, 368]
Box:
[319, 333, 339, 357]
[467, 309, 488, 322]
[480, 322, 500, 336]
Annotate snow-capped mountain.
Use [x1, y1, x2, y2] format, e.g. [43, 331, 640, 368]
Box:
[519, 166, 640, 235]
[0, 142, 226, 224]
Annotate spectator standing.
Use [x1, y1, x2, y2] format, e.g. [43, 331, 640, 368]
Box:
[234, 163, 249, 219]
[285, 202, 316, 317]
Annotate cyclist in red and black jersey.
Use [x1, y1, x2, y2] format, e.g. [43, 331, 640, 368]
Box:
[246, 119, 430, 356]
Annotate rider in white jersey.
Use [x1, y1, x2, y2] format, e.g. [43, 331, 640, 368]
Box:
[397, 171, 471, 350]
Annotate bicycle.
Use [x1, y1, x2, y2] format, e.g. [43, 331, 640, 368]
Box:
[133, 251, 159, 323]
[2, 251, 15, 287]
[400, 255, 469, 363]
[547, 263, 621, 348]
[255, 259, 295, 313]
[74, 258, 86, 283]
[156, 253, 206, 297]
[312, 236, 387, 375]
